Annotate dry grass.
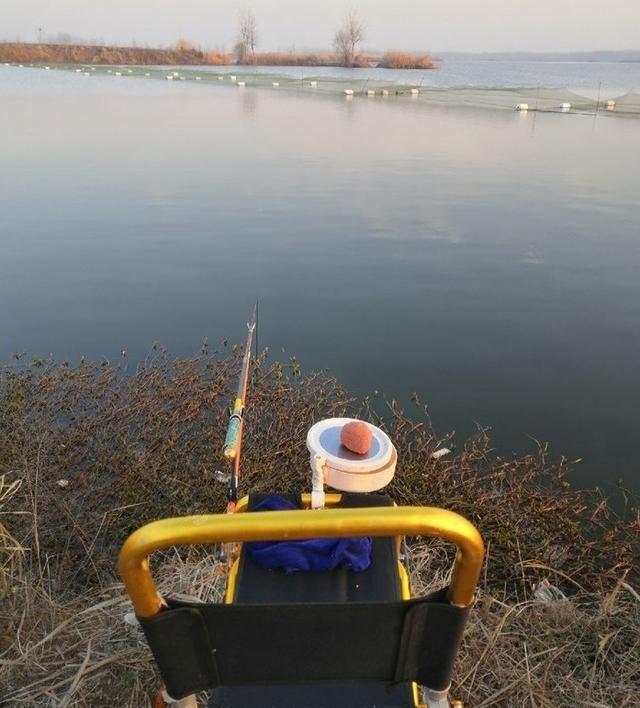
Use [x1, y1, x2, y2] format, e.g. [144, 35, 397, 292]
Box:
[410, 544, 639, 706]
[0, 349, 638, 705]
[0, 42, 232, 66]
[239, 51, 340, 66]
[236, 51, 378, 67]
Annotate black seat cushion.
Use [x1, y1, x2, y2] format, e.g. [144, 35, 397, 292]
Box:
[232, 493, 402, 604]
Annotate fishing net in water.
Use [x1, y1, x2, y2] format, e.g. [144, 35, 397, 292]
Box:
[22, 63, 640, 117]
[396, 86, 600, 113]
[607, 91, 640, 114]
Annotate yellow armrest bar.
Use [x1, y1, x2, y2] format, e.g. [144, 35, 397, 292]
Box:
[119, 506, 484, 618]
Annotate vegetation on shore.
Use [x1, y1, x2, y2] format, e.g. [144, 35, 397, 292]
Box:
[380, 51, 436, 69]
[1, 349, 637, 705]
[0, 41, 231, 67]
[0, 41, 436, 70]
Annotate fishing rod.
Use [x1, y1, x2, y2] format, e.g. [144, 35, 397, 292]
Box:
[222, 303, 257, 514]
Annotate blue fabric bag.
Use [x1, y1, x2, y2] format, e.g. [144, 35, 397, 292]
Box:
[245, 496, 372, 573]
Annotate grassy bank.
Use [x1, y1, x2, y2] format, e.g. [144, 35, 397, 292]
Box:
[0, 42, 231, 66]
[0, 42, 435, 70]
[1, 350, 638, 705]
[240, 51, 435, 69]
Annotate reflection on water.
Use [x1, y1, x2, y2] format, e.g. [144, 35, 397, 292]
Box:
[1, 67, 639, 490]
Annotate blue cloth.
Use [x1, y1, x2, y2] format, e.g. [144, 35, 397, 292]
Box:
[245, 496, 372, 574]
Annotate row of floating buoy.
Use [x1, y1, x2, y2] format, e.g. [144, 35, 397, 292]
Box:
[345, 87, 419, 97]
[516, 99, 617, 113]
[17, 62, 426, 97]
[3, 64, 627, 113]
[515, 102, 572, 112]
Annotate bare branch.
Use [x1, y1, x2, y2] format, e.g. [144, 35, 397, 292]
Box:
[333, 10, 365, 67]
[236, 8, 258, 63]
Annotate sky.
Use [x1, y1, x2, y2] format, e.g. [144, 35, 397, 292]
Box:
[3, 0, 640, 53]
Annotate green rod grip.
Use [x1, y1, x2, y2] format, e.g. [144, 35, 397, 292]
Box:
[223, 416, 241, 460]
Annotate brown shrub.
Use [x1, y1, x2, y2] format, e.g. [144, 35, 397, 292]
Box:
[381, 51, 435, 69]
[175, 38, 196, 53]
[203, 50, 232, 65]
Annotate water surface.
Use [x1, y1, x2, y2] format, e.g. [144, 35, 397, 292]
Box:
[1, 65, 639, 490]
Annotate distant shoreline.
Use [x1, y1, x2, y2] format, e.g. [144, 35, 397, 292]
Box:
[0, 42, 436, 70]
[439, 50, 640, 63]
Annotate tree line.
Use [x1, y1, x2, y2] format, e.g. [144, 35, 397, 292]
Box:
[234, 9, 433, 69]
[235, 10, 364, 66]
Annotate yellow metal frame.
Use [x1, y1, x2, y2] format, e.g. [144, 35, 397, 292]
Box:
[119, 506, 484, 618]
[234, 493, 344, 513]
[224, 558, 240, 603]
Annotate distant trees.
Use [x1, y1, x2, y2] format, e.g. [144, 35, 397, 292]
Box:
[333, 11, 365, 67]
[235, 9, 258, 63]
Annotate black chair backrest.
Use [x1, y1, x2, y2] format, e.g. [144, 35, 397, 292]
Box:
[139, 587, 469, 701]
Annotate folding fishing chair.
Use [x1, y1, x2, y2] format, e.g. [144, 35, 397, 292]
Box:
[119, 492, 484, 708]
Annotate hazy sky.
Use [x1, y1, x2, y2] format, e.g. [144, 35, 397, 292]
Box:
[4, 0, 640, 53]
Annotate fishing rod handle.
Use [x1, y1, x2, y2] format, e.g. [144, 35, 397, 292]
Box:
[223, 399, 244, 460]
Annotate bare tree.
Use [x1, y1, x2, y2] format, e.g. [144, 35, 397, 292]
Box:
[236, 8, 258, 63]
[333, 10, 365, 67]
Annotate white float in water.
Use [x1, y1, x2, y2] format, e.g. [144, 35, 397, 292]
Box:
[272, 81, 279, 87]
[115, 71, 122, 76]
[560, 102, 571, 112]
[410, 87, 419, 95]
[515, 103, 529, 111]
[179, 76, 186, 80]
[172, 71, 179, 76]
[145, 72, 150, 76]
[344, 89, 354, 95]
[309, 80, 317, 87]
[75, 68, 81, 73]
[166, 75, 174, 80]
[83, 72, 90, 76]
[431, 448, 452, 460]
[237, 81, 245, 86]
[217, 75, 223, 80]
[195, 76, 201, 80]
[45, 66, 50, 70]
[230, 74, 236, 80]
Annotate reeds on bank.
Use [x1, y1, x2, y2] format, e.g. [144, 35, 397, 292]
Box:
[0, 43, 435, 70]
[0, 42, 232, 67]
[0, 349, 637, 705]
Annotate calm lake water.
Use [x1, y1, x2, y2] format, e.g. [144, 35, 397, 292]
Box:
[1, 62, 639, 491]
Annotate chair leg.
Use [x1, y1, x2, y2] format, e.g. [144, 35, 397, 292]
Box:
[421, 686, 451, 708]
[163, 691, 198, 708]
